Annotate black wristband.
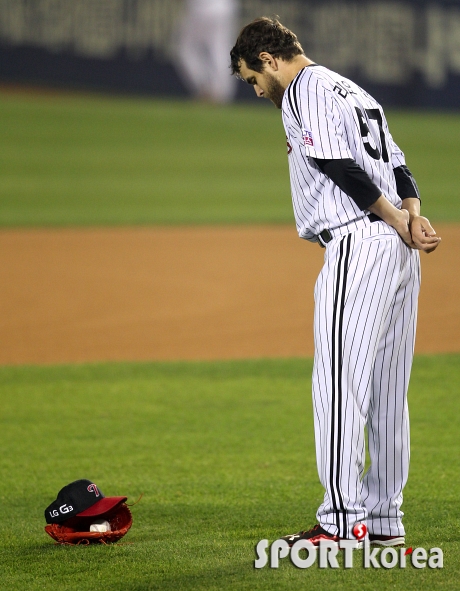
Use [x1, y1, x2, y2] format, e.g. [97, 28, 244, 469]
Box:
[393, 165, 421, 202]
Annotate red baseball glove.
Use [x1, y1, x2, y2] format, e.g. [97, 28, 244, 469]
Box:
[45, 503, 132, 545]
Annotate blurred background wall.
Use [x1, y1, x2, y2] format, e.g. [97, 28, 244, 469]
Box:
[0, 0, 459, 107]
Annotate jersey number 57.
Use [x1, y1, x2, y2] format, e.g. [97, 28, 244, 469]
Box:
[355, 107, 389, 163]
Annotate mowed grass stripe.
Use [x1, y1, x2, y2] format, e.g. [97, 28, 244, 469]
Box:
[0, 92, 458, 226]
[0, 355, 458, 590]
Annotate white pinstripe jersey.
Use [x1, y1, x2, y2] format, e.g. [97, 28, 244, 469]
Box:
[282, 65, 406, 242]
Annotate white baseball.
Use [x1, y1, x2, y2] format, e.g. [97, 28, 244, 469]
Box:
[90, 519, 111, 533]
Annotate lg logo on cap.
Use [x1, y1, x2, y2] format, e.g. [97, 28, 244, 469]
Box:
[49, 504, 74, 518]
[87, 483, 100, 497]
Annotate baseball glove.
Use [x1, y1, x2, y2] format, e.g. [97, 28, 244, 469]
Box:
[45, 503, 132, 545]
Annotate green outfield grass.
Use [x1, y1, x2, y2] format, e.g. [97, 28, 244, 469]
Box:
[0, 355, 458, 590]
[0, 92, 458, 226]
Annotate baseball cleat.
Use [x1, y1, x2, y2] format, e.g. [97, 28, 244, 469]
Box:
[369, 534, 405, 547]
[280, 524, 363, 549]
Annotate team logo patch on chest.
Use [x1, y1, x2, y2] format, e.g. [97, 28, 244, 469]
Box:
[302, 129, 314, 147]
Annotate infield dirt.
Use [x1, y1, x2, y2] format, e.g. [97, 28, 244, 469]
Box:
[0, 225, 457, 365]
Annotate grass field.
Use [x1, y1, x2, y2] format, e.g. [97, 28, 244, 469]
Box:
[0, 355, 459, 590]
[0, 90, 458, 589]
[0, 92, 459, 226]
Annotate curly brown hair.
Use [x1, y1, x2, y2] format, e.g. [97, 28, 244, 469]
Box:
[230, 17, 304, 75]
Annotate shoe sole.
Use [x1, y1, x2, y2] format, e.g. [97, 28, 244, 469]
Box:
[370, 537, 405, 547]
[288, 540, 364, 550]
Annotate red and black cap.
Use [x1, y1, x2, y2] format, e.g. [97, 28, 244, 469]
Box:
[45, 479, 127, 524]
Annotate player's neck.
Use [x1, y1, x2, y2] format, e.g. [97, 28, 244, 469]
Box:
[280, 55, 315, 88]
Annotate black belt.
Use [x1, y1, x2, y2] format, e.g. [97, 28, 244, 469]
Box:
[318, 214, 382, 247]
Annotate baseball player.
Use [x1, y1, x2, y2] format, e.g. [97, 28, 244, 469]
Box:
[176, 0, 238, 103]
[230, 18, 441, 547]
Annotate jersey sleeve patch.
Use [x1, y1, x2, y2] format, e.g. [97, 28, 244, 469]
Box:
[293, 70, 353, 160]
[302, 129, 314, 147]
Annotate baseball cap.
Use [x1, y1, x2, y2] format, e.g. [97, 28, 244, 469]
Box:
[45, 479, 127, 524]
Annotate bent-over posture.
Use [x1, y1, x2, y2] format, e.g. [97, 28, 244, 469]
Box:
[230, 17, 441, 548]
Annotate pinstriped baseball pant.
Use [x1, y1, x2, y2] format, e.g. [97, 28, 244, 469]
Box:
[312, 221, 421, 539]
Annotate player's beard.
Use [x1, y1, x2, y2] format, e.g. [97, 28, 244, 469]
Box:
[265, 73, 286, 109]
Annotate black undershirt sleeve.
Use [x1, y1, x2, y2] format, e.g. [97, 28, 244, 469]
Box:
[313, 157, 381, 211]
[393, 164, 421, 202]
